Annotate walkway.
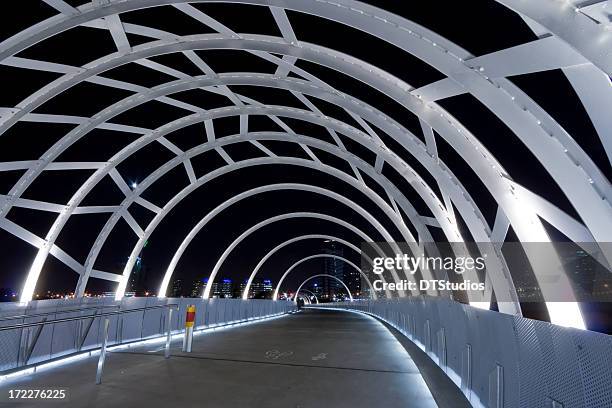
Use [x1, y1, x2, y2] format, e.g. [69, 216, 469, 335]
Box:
[0, 309, 437, 407]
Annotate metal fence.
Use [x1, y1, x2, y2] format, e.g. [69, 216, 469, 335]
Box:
[316, 298, 612, 408]
[0, 297, 295, 374]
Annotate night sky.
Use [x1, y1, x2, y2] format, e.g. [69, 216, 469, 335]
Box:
[0, 1, 610, 330]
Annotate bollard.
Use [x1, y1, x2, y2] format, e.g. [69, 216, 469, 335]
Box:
[182, 305, 196, 353]
[95, 318, 110, 385]
[164, 307, 173, 359]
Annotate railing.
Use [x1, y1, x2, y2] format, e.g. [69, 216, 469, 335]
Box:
[0, 297, 295, 376]
[1, 304, 176, 374]
[0, 305, 120, 322]
[314, 298, 612, 408]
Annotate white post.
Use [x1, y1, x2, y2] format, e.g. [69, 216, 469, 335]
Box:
[164, 308, 173, 359]
[95, 318, 110, 385]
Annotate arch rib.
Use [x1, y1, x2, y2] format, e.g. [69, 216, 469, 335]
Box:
[241, 234, 388, 300]
[294, 273, 355, 303]
[275, 259, 363, 302]
[0, 3, 599, 327]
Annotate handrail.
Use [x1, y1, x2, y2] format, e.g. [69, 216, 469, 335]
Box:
[0, 304, 178, 332]
[0, 304, 121, 322]
[0, 299, 294, 384]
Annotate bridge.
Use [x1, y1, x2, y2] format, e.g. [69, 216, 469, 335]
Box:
[0, 1, 611, 407]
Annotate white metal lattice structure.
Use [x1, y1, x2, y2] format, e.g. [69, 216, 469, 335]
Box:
[239, 234, 389, 300]
[293, 273, 355, 302]
[0, 0, 610, 329]
[297, 288, 319, 304]
[272, 254, 373, 301]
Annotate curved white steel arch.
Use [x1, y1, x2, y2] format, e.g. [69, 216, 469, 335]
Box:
[298, 295, 311, 305]
[84, 129, 451, 300]
[31, 92, 454, 300]
[5, 47, 592, 322]
[494, 0, 612, 75]
[0, 0, 609, 77]
[274, 256, 365, 301]
[3, 35, 596, 255]
[107, 129, 504, 307]
[160, 213, 391, 301]
[0, 36, 492, 268]
[69, 119, 515, 313]
[0, 38, 536, 314]
[184, 205, 401, 300]
[298, 289, 319, 304]
[294, 273, 355, 303]
[0, 6, 604, 241]
[1, 10, 606, 249]
[5, 41, 596, 326]
[15, 94, 457, 303]
[193, 165, 429, 299]
[119, 174, 413, 301]
[1, 82, 524, 318]
[108, 135, 434, 301]
[190, 182, 411, 300]
[241, 234, 383, 300]
[0, 1, 604, 328]
[0, 28, 600, 258]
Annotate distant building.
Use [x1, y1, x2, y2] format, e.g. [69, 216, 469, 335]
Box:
[171, 278, 183, 297]
[129, 240, 152, 295]
[201, 278, 231, 298]
[191, 279, 204, 297]
[566, 249, 601, 298]
[239, 280, 248, 297]
[308, 280, 323, 299]
[323, 240, 344, 299]
[248, 278, 273, 299]
[343, 260, 361, 297]
[233, 279, 274, 299]
[220, 279, 233, 298]
[320, 240, 360, 301]
[192, 278, 255, 298]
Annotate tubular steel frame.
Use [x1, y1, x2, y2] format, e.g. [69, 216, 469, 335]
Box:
[1, 0, 610, 328]
[273, 255, 372, 301]
[239, 234, 387, 300]
[293, 273, 355, 303]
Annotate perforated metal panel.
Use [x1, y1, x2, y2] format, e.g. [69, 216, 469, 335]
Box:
[0, 297, 295, 375]
[321, 299, 612, 408]
[571, 329, 612, 408]
[514, 317, 549, 408]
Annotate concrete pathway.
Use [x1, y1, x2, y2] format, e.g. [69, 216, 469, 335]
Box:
[0, 309, 437, 408]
